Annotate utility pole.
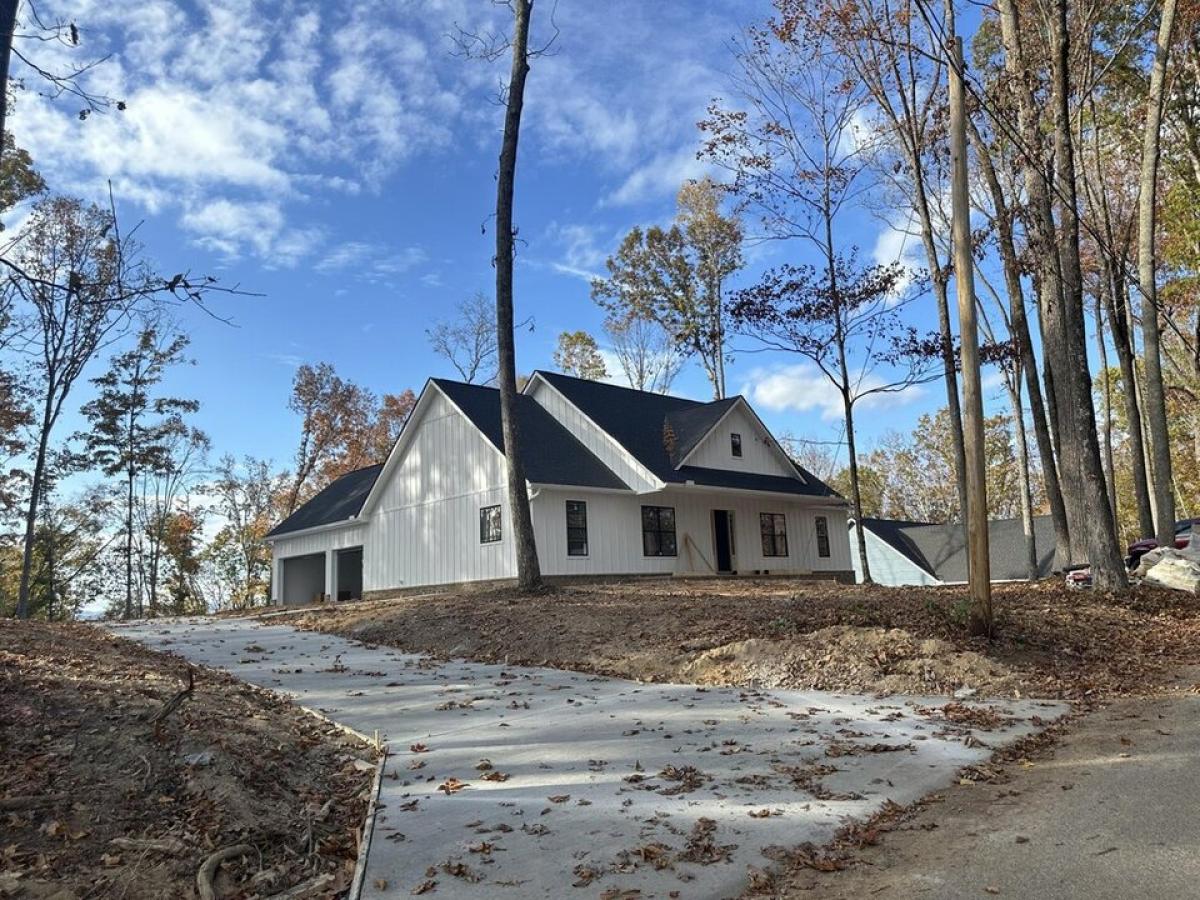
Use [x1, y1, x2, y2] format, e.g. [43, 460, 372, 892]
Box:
[947, 25, 992, 636]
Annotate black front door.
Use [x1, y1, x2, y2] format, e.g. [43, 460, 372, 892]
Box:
[713, 510, 733, 573]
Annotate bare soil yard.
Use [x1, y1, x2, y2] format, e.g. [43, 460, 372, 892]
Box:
[0, 622, 375, 899]
[284, 577, 1200, 701]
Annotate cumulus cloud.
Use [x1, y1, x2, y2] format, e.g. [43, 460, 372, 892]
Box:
[742, 363, 927, 422]
[10, 0, 740, 266]
[11, 0, 474, 264]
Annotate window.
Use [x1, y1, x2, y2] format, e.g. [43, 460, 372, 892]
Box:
[641, 505, 677, 557]
[566, 500, 588, 556]
[731, 433, 743, 457]
[760, 513, 788, 557]
[480, 505, 502, 543]
[815, 515, 830, 558]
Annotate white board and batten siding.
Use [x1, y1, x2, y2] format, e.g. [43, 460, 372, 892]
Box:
[848, 522, 941, 586]
[681, 404, 795, 478]
[532, 487, 850, 578]
[272, 523, 367, 561]
[363, 390, 515, 590]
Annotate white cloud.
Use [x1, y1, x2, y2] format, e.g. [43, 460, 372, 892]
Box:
[545, 222, 609, 281]
[605, 147, 714, 207]
[743, 363, 926, 422]
[315, 241, 427, 281]
[11, 0, 473, 264]
[10, 0, 742, 268]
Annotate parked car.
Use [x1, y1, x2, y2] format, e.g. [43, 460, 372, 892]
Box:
[1127, 518, 1199, 569]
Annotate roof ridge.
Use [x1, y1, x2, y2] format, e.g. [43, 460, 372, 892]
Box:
[535, 369, 729, 406]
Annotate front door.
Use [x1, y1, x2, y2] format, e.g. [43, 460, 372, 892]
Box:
[713, 510, 734, 574]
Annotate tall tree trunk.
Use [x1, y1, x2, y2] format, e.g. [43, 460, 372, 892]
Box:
[1104, 257, 1156, 539]
[16, 393, 54, 619]
[1138, 0, 1178, 546]
[862, 20, 968, 520]
[968, 117, 1072, 571]
[947, 24, 992, 635]
[0, 0, 17, 155]
[1005, 375, 1038, 580]
[495, 0, 542, 592]
[842, 387, 872, 583]
[916, 189, 968, 523]
[1047, 0, 1127, 589]
[125, 468, 134, 619]
[1094, 294, 1117, 530]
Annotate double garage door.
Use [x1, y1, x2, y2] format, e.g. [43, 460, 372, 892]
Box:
[281, 547, 363, 606]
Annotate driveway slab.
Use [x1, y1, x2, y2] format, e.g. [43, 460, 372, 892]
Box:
[114, 617, 1066, 899]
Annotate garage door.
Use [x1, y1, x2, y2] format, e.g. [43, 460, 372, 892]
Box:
[282, 553, 325, 606]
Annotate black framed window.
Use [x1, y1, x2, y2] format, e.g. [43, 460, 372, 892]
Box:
[731, 433, 743, 457]
[480, 505, 502, 543]
[760, 513, 788, 557]
[641, 505, 677, 557]
[566, 500, 588, 556]
[815, 515, 830, 558]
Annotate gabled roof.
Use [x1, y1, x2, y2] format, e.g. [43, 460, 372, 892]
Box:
[531, 371, 842, 499]
[859, 515, 1059, 582]
[266, 464, 382, 539]
[433, 379, 628, 490]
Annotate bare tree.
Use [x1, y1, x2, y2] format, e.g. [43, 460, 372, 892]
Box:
[10, 197, 144, 618]
[426, 291, 498, 384]
[810, 0, 970, 529]
[1137, 0, 1179, 545]
[704, 14, 931, 580]
[603, 311, 683, 393]
[730, 258, 938, 583]
[454, 0, 556, 592]
[992, 0, 1126, 589]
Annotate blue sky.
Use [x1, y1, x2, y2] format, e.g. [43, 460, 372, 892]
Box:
[9, 0, 1012, 480]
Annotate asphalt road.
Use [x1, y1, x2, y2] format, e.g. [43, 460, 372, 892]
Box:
[781, 670, 1200, 899]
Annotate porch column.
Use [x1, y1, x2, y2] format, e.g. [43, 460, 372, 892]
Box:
[325, 549, 335, 601]
[271, 557, 283, 606]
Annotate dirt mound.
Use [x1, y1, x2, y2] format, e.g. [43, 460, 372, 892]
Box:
[681, 625, 1024, 696]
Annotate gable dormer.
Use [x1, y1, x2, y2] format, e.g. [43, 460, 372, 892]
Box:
[673, 399, 798, 479]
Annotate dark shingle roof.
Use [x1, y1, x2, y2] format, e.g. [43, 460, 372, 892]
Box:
[861, 515, 1059, 581]
[433, 379, 628, 490]
[266, 464, 382, 539]
[533, 371, 842, 499]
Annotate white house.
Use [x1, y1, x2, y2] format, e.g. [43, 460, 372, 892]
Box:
[847, 515, 1059, 586]
[265, 371, 854, 604]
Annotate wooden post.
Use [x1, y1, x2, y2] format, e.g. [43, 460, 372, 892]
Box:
[948, 34, 992, 636]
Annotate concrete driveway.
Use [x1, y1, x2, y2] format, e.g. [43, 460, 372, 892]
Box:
[114, 617, 1066, 899]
